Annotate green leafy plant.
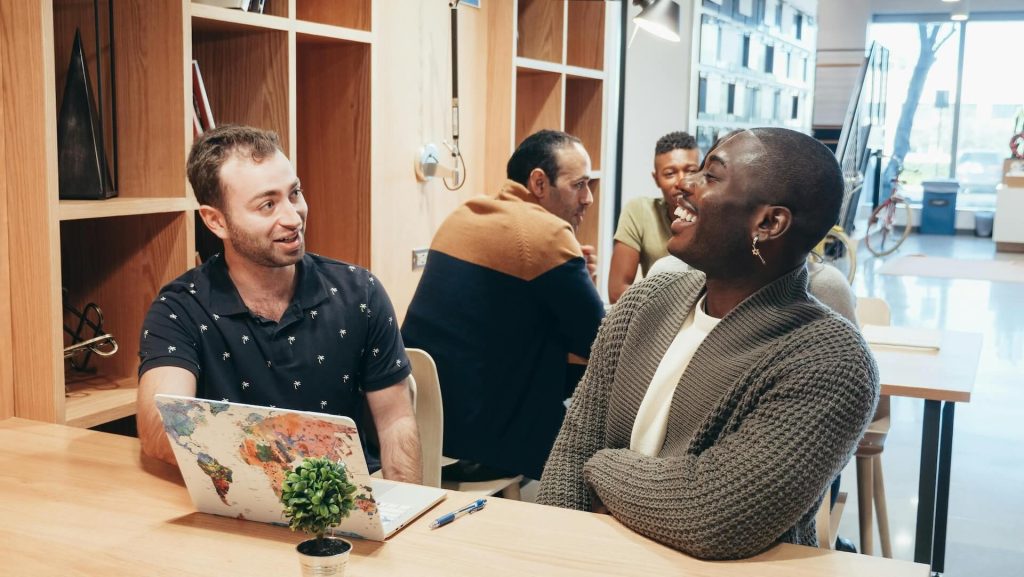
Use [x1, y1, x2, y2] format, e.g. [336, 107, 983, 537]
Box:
[281, 457, 358, 555]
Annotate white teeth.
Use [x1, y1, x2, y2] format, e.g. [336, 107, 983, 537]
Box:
[674, 206, 697, 222]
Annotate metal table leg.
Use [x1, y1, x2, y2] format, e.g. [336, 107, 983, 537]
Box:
[931, 402, 956, 574]
[914, 400, 941, 566]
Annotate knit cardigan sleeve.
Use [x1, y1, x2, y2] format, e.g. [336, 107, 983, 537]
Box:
[535, 276, 658, 510]
[581, 323, 879, 560]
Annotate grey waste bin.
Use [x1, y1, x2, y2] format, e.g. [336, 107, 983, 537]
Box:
[975, 211, 994, 237]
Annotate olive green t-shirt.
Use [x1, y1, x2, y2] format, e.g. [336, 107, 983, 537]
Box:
[613, 197, 673, 275]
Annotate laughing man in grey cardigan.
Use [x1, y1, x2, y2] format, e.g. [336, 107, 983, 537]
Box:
[537, 128, 879, 560]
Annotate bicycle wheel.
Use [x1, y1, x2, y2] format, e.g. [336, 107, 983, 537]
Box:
[818, 228, 856, 284]
[864, 197, 913, 257]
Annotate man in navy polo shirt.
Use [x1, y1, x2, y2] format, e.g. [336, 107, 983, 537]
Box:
[136, 125, 421, 483]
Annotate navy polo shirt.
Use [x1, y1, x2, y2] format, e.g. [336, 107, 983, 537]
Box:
[138, 253, 411, 424]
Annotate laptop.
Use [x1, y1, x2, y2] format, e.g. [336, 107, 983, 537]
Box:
[154, 394, 447, 541]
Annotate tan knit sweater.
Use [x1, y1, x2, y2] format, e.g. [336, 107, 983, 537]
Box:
[537, 266, 879, 560]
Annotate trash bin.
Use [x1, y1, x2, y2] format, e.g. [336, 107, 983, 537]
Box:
[975, 210, 994, 237]
[919, 180, 959, 235]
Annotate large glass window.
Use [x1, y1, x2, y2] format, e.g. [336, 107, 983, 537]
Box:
[868, 16, 1024, 212]
[954, 21, 1024, 207]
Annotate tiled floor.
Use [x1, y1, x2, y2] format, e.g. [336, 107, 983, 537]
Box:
[837, 232, 1024, 575]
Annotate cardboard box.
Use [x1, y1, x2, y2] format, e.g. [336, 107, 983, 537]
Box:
[1005, 158, 1024, 188]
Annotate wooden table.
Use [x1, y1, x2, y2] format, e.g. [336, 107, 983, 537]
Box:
[868, 327, 983, 575]
[0, 418, 926, 577]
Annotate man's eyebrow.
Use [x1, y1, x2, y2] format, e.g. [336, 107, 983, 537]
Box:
[706, 154, 726, 168]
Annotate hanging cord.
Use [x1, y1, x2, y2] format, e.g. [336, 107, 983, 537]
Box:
[444, 0, 466, 190]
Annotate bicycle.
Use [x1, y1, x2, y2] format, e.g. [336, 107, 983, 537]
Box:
[864, 166, 913, 257]
[811, 225, 857, 285]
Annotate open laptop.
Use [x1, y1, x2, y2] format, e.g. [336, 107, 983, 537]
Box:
[154, 394, 446, 541]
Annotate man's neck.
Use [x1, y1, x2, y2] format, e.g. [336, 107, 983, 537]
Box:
[224, 252, 299, 321]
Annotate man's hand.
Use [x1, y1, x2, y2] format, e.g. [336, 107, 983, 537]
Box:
[137, 366, 198, 466]
[580, 244, 598, 285]
[367, 378, 423, 484]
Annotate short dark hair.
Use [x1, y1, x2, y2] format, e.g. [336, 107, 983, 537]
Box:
[654, 131, 697, 156]
[506, 130, 583, 187]
[187, 125, 282, 208]
[744, 128, 845, 254]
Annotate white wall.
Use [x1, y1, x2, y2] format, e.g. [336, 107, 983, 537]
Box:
[619, 0, 694, 213]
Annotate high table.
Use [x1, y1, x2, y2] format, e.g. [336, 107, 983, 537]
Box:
[868, 327, 983, 576]
[0, 418, 927, 577]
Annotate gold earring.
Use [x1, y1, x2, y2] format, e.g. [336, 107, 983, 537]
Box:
[752, 235, 766, 265]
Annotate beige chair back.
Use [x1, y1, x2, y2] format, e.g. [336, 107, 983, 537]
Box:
[406, 348, 444, 488]
[856, 297, 891, 327]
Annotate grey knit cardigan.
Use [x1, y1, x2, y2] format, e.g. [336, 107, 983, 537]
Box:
[537, 266, 879, 560]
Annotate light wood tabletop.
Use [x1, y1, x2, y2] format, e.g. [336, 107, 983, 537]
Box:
[0, 418, 927, 577]
[867, 326, 983, 403]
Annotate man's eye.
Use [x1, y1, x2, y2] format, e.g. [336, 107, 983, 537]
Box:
[291, 188, 303, 198]
[261, 201, 274, 210]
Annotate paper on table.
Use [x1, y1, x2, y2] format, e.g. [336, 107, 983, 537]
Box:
[862, 325, 942, 351]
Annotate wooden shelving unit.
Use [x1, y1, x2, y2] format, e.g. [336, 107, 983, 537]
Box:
[488, 0, 609, 255]
[5, 0, 373, 429]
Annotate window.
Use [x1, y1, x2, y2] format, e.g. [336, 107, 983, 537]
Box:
[764, 44, 774, 73]
[727, 82, 736, 115]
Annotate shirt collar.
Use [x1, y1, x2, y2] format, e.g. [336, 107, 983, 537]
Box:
[498, 180, 543, 206]
[206, 253, 330, 316]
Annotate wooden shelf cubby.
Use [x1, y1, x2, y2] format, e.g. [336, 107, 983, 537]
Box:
[296, 37, 371, 267]
[4, 0, 376, 429]
[517, 0, 563, 63]
[565, 76, 604, 171]
[515, 69, 563, 146]
[567, 0, 605, 71]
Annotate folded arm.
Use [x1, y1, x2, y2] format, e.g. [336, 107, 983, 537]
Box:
[582, 357, 878, 560]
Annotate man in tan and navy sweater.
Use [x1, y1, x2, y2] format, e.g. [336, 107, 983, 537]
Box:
[538, 128, 879, 560]
[402, 130, 605, 480]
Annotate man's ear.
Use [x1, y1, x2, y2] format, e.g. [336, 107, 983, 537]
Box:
[198, 205, 230, 241]
[755, 205, 792, 241]
[527, 168, 549, 199]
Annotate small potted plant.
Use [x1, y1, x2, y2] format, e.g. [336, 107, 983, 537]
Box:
[280, 456, 358, 576]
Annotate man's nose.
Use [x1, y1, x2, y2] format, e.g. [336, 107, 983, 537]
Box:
[582, 184, 594, 206]
[280, 200, 304, 227]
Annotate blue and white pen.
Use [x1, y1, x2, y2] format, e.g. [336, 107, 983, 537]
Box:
[429, 498, 487, 529]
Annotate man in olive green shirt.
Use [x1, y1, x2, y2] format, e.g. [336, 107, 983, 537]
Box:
[608, 132, 700, 303]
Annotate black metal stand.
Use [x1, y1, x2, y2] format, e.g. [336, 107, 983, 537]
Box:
[914, 399, 957, 576]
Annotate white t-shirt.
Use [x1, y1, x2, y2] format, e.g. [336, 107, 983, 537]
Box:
[630, 295, 721, 456]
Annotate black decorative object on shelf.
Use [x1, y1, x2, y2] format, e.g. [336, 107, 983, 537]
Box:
[63, 288, 118, 373]
[57, 27, 116, 200]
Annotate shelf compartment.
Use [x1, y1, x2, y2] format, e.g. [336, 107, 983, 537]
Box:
[517, 0, 563, 64]
[64, 374, 138, 428]
[297, 0, 371, 31]
[296, 38, 371, 267]
[515, 69, 563, 146]
[567, 0, 604, 70]
[59, 197, 193, 221]
[190, 3, 290, 32]
[565, 77, 603, 171]
[192, 26, 290, 152]
[60, 212, 189, 421]
[53, 1, 187, 200]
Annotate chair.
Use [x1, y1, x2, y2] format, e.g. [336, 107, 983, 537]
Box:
[854, 297, 893, 558]
[405, 348, 445, 488]
[405, 349, 522, 499]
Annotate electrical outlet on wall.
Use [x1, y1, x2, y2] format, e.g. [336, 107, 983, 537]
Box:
[412, 248, 429, 270]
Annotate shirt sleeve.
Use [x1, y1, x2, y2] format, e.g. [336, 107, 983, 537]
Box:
[528, 256, 606, 359]
[358, 274, 412, 392]
[612, 198, 646, 252]
[137, 292, 202, 378]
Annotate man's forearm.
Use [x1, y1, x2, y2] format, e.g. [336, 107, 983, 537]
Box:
[378, 414, 422, 484]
